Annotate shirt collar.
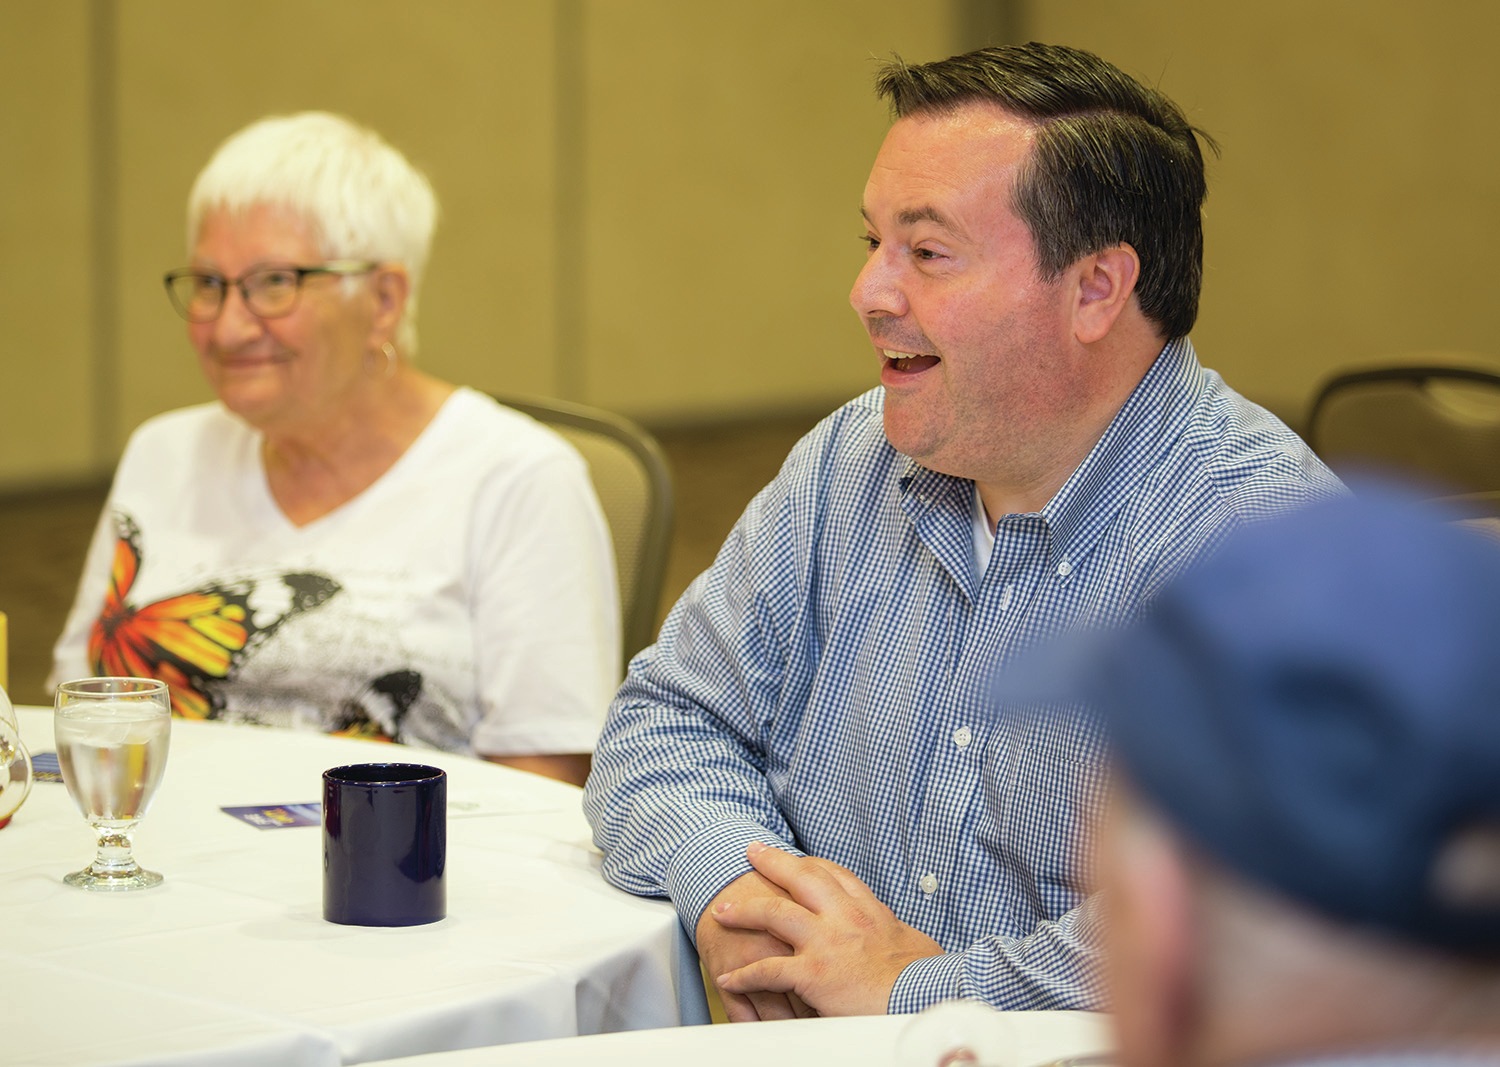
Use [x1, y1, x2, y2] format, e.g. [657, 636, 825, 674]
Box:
[896, 337, 1207, 566]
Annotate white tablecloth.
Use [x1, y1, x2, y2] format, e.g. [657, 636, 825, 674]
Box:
[1, 707, 707, 1067]
[364, 1010, 1114, 1066]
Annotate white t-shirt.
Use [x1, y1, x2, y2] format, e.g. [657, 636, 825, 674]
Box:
[50, 388, 620, 757]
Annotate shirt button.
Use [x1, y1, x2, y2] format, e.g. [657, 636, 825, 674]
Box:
[919, 873, 939, 895]
[953, 726, 973, 748]
[1057, 559, 1073, 577]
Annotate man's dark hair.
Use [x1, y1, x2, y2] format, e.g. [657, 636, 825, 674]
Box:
[876, 43, 1216, 340]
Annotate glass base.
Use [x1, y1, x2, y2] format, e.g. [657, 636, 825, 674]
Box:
[63, 865, 163, 891]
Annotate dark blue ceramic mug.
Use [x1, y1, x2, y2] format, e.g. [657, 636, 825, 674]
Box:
[323, 763, 446, 926]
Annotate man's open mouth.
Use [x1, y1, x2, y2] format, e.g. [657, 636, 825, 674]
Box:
[883, 350, 940, 373]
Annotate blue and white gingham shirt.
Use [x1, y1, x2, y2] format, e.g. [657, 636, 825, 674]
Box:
[584, 339, 1342, 1012]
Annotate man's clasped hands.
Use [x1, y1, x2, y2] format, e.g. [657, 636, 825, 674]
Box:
[697, 841, 945, 1021]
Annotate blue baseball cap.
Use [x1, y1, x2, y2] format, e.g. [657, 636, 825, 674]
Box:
[1091, 495, 1500, 954]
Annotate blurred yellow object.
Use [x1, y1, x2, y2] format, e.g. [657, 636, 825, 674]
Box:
[700, 963, 730, 1024]
[0, 609, 8, 692]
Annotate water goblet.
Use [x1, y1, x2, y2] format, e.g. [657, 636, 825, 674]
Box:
[0, 684, 33, 829]
[55, 677, 172, 891]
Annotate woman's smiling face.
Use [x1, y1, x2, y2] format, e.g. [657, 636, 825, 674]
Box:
[188, 202, 379, 435]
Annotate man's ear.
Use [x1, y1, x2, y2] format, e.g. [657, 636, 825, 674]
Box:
[370, 264, 411, 342]
[1072, 242, 1141, 345]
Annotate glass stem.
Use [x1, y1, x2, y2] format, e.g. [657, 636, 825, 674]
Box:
[90, 823, 141, 875]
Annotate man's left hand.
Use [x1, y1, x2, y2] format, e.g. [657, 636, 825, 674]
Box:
[710, 841, 944, 1017]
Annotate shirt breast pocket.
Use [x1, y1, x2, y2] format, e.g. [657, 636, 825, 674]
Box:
[983, 712, 1109, 920]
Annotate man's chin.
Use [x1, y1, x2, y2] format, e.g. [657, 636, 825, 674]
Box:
[881, 408, 935, 464]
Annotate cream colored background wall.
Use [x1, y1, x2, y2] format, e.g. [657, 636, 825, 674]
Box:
[577, 3, 949, 419]
[1, 5, 94, 485]
[1028, 1, 1500, 416]
[3, 1, 1497, 491]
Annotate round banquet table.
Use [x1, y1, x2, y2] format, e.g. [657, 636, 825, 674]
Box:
[0, 707, 708, 1067]
[363, 1010, 1114, 1066]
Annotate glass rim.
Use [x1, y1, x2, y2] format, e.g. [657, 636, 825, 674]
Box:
[324, 763, 446, 786]
[55, 677, 169, 698]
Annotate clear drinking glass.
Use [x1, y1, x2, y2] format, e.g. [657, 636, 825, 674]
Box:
[55, 677, 172, 890]
[0, 683, 33, 829]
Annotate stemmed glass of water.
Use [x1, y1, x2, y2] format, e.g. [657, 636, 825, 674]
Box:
[0, 683, 34, 829]
[55, 677, 172, 891]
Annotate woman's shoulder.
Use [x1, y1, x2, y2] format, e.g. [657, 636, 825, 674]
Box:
[107, 403, 259, 503]
[131, 400, 238, 431]
[123, 402, 253, 459]
[423, 387, 587, 470]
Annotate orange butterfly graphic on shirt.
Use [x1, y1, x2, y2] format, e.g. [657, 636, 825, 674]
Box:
[87, 513, 342, 720]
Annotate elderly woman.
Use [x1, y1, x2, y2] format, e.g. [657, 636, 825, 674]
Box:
[51, 112, 619, 785]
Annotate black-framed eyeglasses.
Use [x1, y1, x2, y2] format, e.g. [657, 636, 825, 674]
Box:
[162, 261, 378, 322]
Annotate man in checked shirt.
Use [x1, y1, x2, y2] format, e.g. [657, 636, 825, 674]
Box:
[584, 42, 1342, 1019]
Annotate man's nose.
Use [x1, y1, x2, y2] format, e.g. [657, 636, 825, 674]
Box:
[849, 250, 907, 321]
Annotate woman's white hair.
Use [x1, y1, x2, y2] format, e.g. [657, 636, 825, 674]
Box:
[187, 111, 438, 355]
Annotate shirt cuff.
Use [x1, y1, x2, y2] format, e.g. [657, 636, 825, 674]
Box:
[889, 951, 966, 1013]
[664, 818, 801, 943]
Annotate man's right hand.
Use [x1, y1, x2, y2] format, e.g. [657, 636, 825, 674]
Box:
[696, 869, 818, 1022]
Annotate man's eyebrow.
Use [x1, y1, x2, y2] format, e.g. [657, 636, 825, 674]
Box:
[859, 204, 965, 235]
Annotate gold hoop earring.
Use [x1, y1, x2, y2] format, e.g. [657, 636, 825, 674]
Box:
[380, 342, 398, 379]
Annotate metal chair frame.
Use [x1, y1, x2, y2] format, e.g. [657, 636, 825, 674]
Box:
[1305, 364, 1500, 497]
[1307, 366, 1500, 444]
[494, 394, 675, 669]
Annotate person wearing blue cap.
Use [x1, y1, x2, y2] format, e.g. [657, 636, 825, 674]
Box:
[1094, 496, 1500, 1066]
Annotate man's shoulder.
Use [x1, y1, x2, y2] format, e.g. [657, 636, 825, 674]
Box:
[1110, 373, 1342, 583]
[770, 389, 900, 500]
[802, 388, 887, 450]
[1177, 372, 1340, 505]
[1087, 341, 1339, 539]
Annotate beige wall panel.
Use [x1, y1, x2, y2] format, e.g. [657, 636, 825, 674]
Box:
[579, 1, 956, 421]
[113, 0, 558, 451]
[1028, 1, 1500, 421]
[0, 4, 93, 487]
